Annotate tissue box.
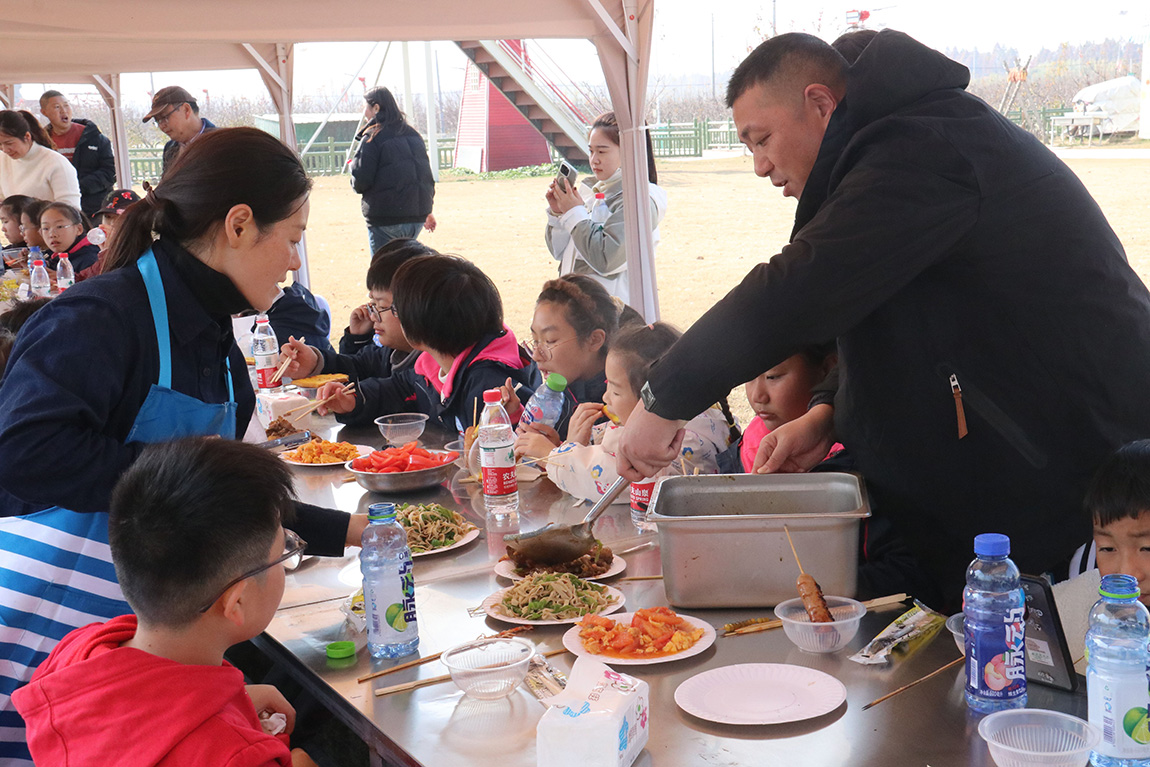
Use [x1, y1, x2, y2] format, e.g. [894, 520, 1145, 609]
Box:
[536, 657, 648, 767]
[255, 391, 310, 431]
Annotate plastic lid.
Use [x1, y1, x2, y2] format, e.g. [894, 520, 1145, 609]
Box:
[973, 533, 1010, 557]
[545, 373, 568, 392]
[483, 389, 501, 403]
[1100, 573, 1141, 599]
[594, 192, 606, 199]
[31, 260, 44, 267]
[326, 640, 357, 659]
[367, 502, 396, 521]
[29, 246, 40, 253]
[255, 313, 270, 323]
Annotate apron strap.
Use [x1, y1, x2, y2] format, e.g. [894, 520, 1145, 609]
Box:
[136, 249, 172, 389]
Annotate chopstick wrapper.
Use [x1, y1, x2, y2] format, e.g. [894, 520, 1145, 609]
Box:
[536, 657, 648, 767]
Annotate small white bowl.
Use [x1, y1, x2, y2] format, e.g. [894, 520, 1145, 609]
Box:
[978, 709, 1099, 767]
[440, 637, 534, 700]
[946, 613, 965, 655]
[375, 413, 428, 445]
[773, 596, 866, 653]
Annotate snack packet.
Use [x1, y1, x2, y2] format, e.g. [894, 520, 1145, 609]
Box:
[849, 600, 945, 665]
[341, 587, 366, 633]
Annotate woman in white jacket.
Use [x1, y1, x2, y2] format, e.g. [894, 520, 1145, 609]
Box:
[0, 110, 81, 209]
[544, 112, 667, 306]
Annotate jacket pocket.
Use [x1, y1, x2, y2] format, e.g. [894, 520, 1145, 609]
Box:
[937, 364, 1048, 469]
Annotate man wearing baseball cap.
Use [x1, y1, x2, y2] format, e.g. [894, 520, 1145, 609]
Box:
[142, 86, 215, 176]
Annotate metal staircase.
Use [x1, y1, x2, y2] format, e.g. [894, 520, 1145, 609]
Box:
[455, 40, 592, 165]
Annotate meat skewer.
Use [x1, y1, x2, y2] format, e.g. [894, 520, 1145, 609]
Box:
[783, 524, 834, 623]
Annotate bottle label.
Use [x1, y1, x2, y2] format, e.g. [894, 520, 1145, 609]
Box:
[1088, 667, 1150, 757]
[254, 351, 279, 388]
[480, 443, 517, 496]
[965, 604, 1027, 702]
[365, 554, 417, 643]
[630, 480, 656, 515]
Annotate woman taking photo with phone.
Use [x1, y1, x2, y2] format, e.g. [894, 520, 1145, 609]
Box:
[544, 111, 667, 305]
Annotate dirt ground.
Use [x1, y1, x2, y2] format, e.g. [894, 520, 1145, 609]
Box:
[304, 153, 1150, 422]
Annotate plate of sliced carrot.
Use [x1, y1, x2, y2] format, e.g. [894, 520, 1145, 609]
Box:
[345, 442, 461, 492]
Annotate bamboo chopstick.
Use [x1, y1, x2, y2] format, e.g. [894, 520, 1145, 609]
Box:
[861, 656, 964, 710]
[268, 337, 304, 384]
[722, 593, 909, 637]
[290, 382, 355, 422]
[616, 574, 664, 582]
[357, 627, 534, 683]
[373, 648, 568, 697]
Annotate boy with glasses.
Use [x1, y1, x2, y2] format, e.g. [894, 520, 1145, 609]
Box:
[13, 438, 318, 767]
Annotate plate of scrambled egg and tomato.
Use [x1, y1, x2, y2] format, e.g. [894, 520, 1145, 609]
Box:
[562, 607, 715, 665]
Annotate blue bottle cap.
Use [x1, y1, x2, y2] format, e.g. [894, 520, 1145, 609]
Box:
[973, 533, 1010, 557]
[368, 502, 397, 521]
[1099, 573, 1141, 599]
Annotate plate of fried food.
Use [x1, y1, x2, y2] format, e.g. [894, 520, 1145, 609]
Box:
[494, 541, 625, 581]
[280, 437, 371, 466]
[563, 607, 715, 665]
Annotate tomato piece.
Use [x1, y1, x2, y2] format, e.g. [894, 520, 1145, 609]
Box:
[410, 447, 432, 458]
[439, 451, 459, 463]
[351, 457, 371, 471]
[378, 466, 401, 473]
[408, 455, 438, 470]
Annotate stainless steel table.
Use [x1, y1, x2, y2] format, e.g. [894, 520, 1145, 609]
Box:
[257, 424, 1087, 767]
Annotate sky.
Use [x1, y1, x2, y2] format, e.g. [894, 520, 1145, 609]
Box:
[17, 0, 1150, 107]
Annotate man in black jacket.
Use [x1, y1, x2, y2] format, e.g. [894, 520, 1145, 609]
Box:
[39, 91, 116, 217]
[142, 86, 217, 177]
[617, 31, 1150, 609]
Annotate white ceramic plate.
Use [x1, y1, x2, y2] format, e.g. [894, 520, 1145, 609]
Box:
[674, 663, 847, 725]
[280, 444, 374, 467]
[493, 555, 626, 582]
[482, 584, 625, 625]
[411, 527, 480, 558]
[561, 611, 716, 666]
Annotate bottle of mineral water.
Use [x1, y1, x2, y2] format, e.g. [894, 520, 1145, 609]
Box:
[360, 502, 419, 659]
[251, 313, 281, 392]
[479, 388, 518, 519]
[590, 193, 609, 228]
[29, 256, 50, 298]
[518, 373, 567, 431]
[1087, 573, 1150, 767]
[963, 533, 1027, 712]
[56, 253, 74, 291]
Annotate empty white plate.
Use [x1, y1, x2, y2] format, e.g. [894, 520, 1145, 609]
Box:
[674, 663, 846, 725]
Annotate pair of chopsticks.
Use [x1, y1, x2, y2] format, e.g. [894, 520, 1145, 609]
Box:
[268, 337, 305, 384]
[357, 626, 533, 684]
[721, 593, 909, 637]
[374, 647, 568, 697]
[290, 383, 355, 423]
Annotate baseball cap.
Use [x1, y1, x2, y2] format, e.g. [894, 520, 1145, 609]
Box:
[96, 189, 142, 217]
[142, 86, 197, 122]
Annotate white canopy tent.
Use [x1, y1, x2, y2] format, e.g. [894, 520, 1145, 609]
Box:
[0, 0, 660, 319]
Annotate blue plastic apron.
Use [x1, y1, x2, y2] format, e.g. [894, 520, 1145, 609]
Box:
[0, 249, 236, 762]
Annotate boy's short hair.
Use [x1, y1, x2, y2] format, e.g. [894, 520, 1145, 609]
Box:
[0, 297, 51, 334]
[366, 238, 436, 292]
[392, 254, 503, 356]
[109, 438, 296, 627]
[1086, 440, 1150, 527]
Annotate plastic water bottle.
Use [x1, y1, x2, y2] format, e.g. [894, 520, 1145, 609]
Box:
[86, 227, 106, 247]
[1087, 574, 1150, 766]
[963, 533, 1027, 712]
[518, 373, 567, 431]
[479, 388, 518, 519]
[630, 476, 658, 532]
[56, 253, 74, 291]
[360, 502, 419, 659]
[251, 313, 281, 391]
[29, 256, 50, 298]
[590, 193, 609, 228]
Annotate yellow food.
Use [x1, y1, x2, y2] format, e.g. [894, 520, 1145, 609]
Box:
[290, 373, 350, 389]
[578, 607, 704, 658]
[282, 437, 359, 464]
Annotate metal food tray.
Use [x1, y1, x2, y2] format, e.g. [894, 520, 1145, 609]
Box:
[648, 473, 870, 608]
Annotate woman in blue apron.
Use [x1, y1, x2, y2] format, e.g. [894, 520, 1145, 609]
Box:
[0, 128, 364, 763]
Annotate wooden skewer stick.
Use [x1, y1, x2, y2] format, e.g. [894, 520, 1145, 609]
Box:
[374, 648, 567, 697]
[357, 627, 534, 683]
[861, 656, 964, 711]
[722, 593, 909, 636]
[616, 574, 664, 582]
[783, 524, 805, 575]
[290, 383, 356, 423]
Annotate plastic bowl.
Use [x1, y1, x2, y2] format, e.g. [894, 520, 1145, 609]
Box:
[978, 709, 1099, 767]
[947, 613, 965, 655]
[444, 439, 469, 470]
[375, 413, 429, 445]
[343, 451, 456, 493]
[440, 637, 534, 700]
[773, 596, 867, 653]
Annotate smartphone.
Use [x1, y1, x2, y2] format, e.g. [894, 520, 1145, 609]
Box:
[555, 160, 577, 190]
[1020, 573, 1078, 691]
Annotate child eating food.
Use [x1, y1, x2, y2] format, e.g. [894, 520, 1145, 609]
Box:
[538, 322, 737, 504]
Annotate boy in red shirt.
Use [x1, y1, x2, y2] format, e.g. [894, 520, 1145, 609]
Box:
[13, 438, 319, 767]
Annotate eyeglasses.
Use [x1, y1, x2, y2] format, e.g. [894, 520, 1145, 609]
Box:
[524, 336, 576, 362]
[155, 104, 185, 127]
[367, 302, 397, 321]
[197, 528, 307, 613]
[39, 223, 79, 234]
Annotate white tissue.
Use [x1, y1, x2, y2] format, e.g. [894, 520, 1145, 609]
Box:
[258, 711, 288, 736]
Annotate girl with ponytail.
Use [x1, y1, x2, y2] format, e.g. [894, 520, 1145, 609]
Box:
[0, 110, 81, 208]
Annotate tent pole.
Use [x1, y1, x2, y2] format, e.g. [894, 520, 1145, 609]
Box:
[424, 42, 440, 183]
[91, 74, 132, 189]
[402, 43, 415, 117]
[0, 85, 13, 108]
[300, 42, 379, 158]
